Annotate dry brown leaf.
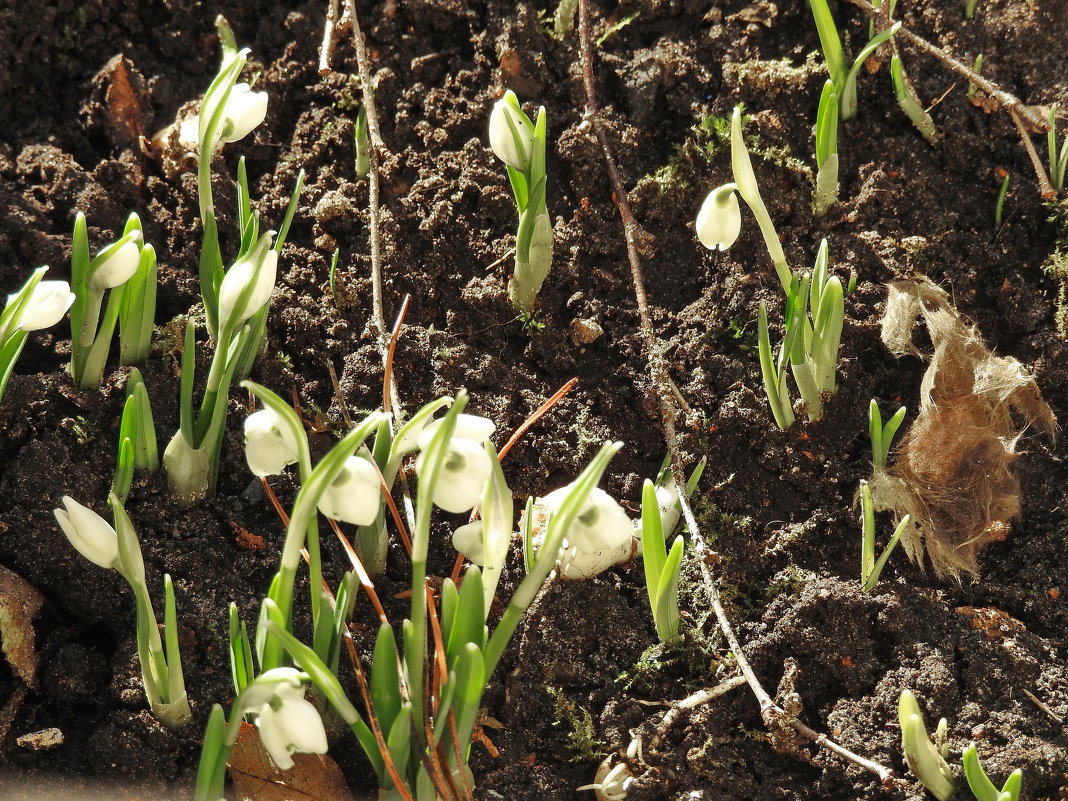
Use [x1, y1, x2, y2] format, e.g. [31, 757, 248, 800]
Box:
[0, 564, 44, 686]
[95, 54, 145, 148]
[870, 277, 1057, 579]
[228, 721, 355, 801]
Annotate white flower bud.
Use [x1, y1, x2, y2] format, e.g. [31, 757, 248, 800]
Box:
[695, 184, 741, 252]
[54, 496, 120, 570]
[219, 83, 269, 144]
[453, 520, 486, 565]
[317, 455, 381, 526]
[87, 234, 142, 290]
[489, 90, 534, 171]
[218, 247, 277, 333]
[244, 408, 299, 477]
[12, 280, 75, 332]
[540, 487, 633, 553]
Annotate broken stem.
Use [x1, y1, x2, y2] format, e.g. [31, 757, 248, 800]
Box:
[577, 0, 898, 785]
[1009, 109, 1058, 200]
[318, 0, 340, 75]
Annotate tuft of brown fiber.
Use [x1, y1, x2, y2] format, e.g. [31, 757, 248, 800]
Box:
[867, 277, 1056, 579]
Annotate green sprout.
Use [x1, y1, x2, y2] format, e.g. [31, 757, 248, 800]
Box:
[859, 481, 907, 592]
[0, 267, 74, 403]
[964, 0, 980, 19]
[962, 743, 1023, 801]
[807, 0, 901, 120]
[899, 689, 956, 801]
[112, 368, 159, 502]
[967, 54, 984, 100]
[640, 457, 705, 642]
[813, 79, 840, 217]
[54, 494, 190, 729]
[69, 212, 151, 388]
[1047, 103, 1066, 191]
[869, 400, 906, 472]
[355, 103, 371, 177]
[757, 299, 796, 429]
[995, 171, 1010, 228]
[489, 90, 554, 317]
[891, 55, 939, 144]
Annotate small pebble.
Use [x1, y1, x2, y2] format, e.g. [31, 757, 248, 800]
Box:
[569, 318, 604, 345]
[16, 727, 64, 750]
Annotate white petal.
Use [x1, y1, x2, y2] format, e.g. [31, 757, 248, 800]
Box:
[218, 249, 277, 332]
[15, 280, 75, 331]
[255, 704, 295, 771]
[244, 409, 299, 477]
[416, 413, 495, 451]
[424, 438, 492, 514]
[276, 697, 328, 755]
[452, 520, 485, 565]
[317, 456, 381, 526]
[54, 497, 119, 569]
[220, 84, 269, 144]
[489, 92, 534, 171]
[87, 239, 141, 290]
[696, 185, 741, 252]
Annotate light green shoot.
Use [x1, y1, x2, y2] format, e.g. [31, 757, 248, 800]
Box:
[757, 300, 796, 429]
[962, 743, 1023, 801]
[117, 236, 157, 366]
[112, 368, 158, 502]
[869, 400, 906, 472]
[899, 689, 956, 801]
[730, 107, 792, 293]
[964, 0, 980, 19]
[640, 458, 704, 642]
[995, 171, 1010, 228]
[490, 91, 553, 317]
[813, 80, 840, 218]
[891, 55, 939, 144]
[859, 481, 907, 592]
[840, 22, 902, 121]
[785, 240, 844, 421]
[355, 104, 371, 178]
[1047, 103, 1066, 191]
[967, 54, 984, 100]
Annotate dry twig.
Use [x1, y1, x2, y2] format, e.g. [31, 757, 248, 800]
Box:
[576, 0, 898, 785]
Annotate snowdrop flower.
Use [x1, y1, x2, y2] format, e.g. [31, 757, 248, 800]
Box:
[87, 231, 142, 290]
[537, 486, 634, 580]
[250, 668, 328, 771]
[217, 83, 269, 144]
[53, 496, 120, 571]
[696, 183, 741, 252]
[218, 239, 277, 333]
[9, 280, 75, 332]
[417, 414, 496, 514]
[489, 90, 534, 172]
[318, 455, 381, 526]
[453, 520, 488, 564]
[244, 408, 300, 477]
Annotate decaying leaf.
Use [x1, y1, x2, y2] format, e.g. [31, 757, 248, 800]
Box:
[869, 277, 1057, 579]
[228, 721, 355, 801]
[0, 564, 44, 686]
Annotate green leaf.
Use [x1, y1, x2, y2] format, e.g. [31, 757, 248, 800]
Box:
[653, 535, 684, 641]
[371, 622, 403, 734]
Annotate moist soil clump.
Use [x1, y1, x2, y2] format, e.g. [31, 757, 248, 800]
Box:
[0, 0, 1066, 800]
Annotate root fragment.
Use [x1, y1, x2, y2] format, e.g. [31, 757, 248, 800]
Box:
[870, 277, 1056, 579]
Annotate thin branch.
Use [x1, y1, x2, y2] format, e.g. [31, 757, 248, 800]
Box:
[577, 0, 897, 785]
[318, 0, 340, 75]
[1009, 110, 1057, 199]
[344, 0, 402, 417]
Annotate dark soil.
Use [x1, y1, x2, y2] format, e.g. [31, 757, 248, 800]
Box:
[0, 0, 1066, 800]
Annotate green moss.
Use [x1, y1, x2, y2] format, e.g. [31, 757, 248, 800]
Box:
[546, 685, 602, 763]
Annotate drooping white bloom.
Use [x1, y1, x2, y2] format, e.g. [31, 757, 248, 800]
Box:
[53, 496, 120, 571]
[540, 487, 633, 553]
[218, 247, 278, 333]
[218, 83, 269, 145]
[453, 520, 486, 564]
[489, 90, 534, 172]
[416, 413, 496, 514]
[244, 408, 299, 477]
[11, 280, 75, 332]
[87, 233, 142, 290]
[318, 455, 381, 526]
[695, 183, 741, 252]
[250, 669, 328, 771]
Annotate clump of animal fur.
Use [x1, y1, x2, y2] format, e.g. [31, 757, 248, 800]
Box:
[867, 278, 1057, 579]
